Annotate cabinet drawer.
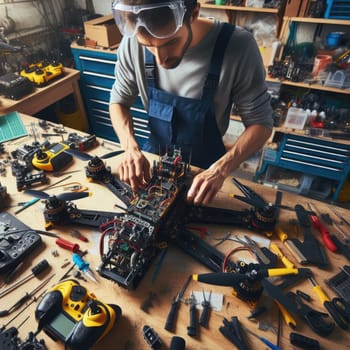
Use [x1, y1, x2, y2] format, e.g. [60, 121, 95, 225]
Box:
[81, 73, 115, 89]
[85, 85, 111, 102]
[77, 54, 116, 75]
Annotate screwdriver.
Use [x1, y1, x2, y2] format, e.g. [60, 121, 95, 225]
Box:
[243, 326, 281, 350]
[72, 253, 98, 283]
[56, 237, 80, 253]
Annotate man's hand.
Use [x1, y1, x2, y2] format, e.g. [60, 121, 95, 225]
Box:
[186, 166, 226, 206]
[117, 149, 151, 191]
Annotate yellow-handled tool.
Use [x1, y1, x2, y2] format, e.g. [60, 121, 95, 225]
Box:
[309, 277, 350, 330]
[270, 243, 295, 269]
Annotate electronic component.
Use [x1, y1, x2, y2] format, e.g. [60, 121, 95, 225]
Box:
[290, 332, 320, 350]
[142, 325, 162, 350]
[66, 133, 98, 151]
[32, 142, 73, 172]
[11, 141, 45, 166]
[0, 183, 9, 210]
[0, 72, 34, 100]
[35, 279, 121, 349]
[15, 170, 48, 191]
[0, 212, 42, 274]
[326, 266, 350, 302]
[20, 61, 64, 87]
[26, 148, 281, 290]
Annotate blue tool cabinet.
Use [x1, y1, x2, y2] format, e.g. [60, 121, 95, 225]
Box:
[255, 131, 350, 202]
[70, 43, 150, 146]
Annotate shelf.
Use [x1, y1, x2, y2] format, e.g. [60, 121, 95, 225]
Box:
[201, 3, 279, 13]
[287, 16, 350, 26]
[266, 77, 350, 95]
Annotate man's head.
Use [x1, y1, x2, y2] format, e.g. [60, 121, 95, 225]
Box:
[113, 0, 199, 69]
[112, 0, 198, 39]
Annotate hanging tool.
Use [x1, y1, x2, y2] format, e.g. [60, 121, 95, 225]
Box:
[72, 253, 98, 283]
[0, 274, 55, 317]
[187, 291, 198, 337]
[308, 276, 350, 330]
[307, 203, 338, 252]
[242, 325, 281, 350]
[164, 275, 191, 332]
[0, 259, 50, 299]
[199, 289, 211, 327]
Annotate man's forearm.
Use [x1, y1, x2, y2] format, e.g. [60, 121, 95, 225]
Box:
[109, 103, 140, 151]
[213, 124, 272, 177]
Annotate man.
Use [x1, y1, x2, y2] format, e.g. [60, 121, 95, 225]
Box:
[109, 0, 273, 205]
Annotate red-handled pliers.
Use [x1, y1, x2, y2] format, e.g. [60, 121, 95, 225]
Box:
[308, 204, 338, 252]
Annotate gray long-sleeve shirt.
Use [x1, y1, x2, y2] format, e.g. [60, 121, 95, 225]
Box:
[110, 20, 273, 136]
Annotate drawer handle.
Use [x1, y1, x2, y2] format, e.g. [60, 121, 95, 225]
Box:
[79, 55, 116, 65]
[83, 71, 115, 79]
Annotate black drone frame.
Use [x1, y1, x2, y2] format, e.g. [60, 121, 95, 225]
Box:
[26, 148, 280, 290]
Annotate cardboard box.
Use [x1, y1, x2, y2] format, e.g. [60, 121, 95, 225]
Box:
[84, 14, 122, 48]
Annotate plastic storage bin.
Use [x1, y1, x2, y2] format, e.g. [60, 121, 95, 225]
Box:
[324, 70, 350, 89]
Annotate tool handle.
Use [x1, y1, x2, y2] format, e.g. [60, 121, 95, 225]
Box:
[56, 238, 80, 252]
[187, 303, 197, 336]
[199, 304, 210, 327]
[259, 336, 282, 350]
[270, 243, 294, 269]
[309, 215, 338, 252]
[164, 300, 179, 331]
[32, 259, 50, 275]
[275, 226, 288, 242]
[72, 253, 89, 271]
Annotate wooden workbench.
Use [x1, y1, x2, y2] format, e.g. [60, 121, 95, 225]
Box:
[0, 68, 88, 131]
[1, 114, 350, 350]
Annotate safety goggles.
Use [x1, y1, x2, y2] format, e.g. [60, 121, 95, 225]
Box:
[112, 1, 186, 39]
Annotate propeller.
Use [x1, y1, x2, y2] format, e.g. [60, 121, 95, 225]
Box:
[65, 149, 124, 161]
[25, 189, 91, 202]
[193, 267, 307, 287]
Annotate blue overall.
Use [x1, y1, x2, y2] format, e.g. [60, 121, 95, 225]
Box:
[142, 23, 235, 169]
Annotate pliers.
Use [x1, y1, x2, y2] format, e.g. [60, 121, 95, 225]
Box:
[286, 291, 335, 336]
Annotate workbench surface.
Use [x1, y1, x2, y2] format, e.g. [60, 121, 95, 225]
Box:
[1, 113, 350, 350]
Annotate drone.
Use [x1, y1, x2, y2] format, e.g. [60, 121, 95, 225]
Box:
[26, 148, 280, 290]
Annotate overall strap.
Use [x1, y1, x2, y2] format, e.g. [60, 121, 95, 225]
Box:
[144, 48, 157, 88]
[202, 23, 235, 100]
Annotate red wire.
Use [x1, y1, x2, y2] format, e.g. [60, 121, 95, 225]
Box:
[222, 246, 254, 272]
